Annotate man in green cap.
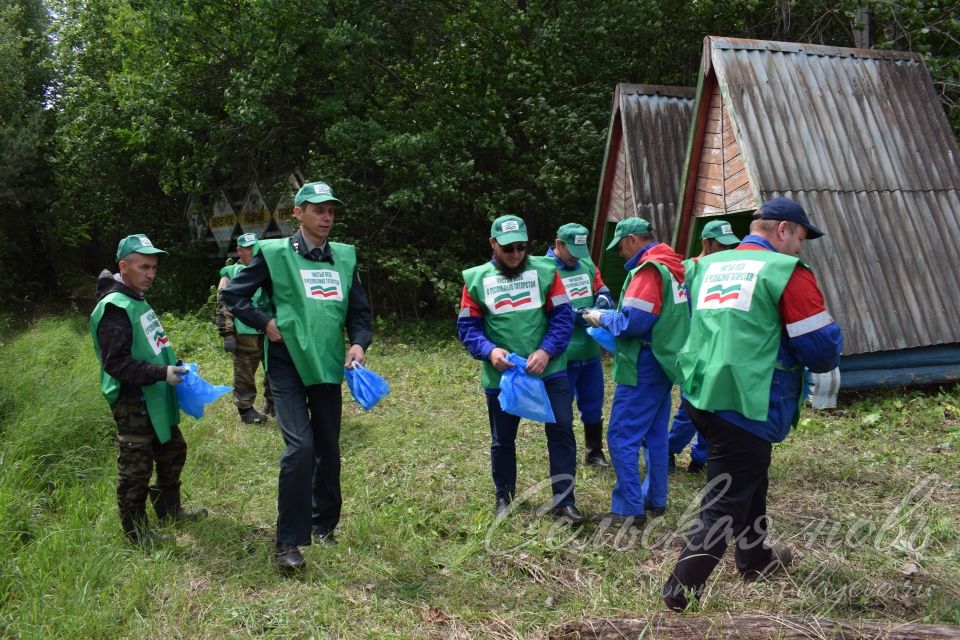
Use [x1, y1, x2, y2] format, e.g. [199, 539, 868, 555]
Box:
[90, 234, 207, 545]
[667, 219, 741, 474]
[217, 232, 273, 424]
[458, 214, 583, 523]
[582, 217, 688, 527]
[222, 180, 373, 571]
[547, 223, 614, 468]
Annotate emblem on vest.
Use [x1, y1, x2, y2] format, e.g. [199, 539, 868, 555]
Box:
[300, 269, 343, 301]
[696, 260, 765, 311]
[670, 275, 687, 304]
[139, 310, 171, 356]
[561, 273, 592, 301]
[483, 270, 542, 315]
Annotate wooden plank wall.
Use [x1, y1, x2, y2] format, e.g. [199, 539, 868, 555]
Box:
[693, 92, 755, 216]
[603, 142, 635, 222]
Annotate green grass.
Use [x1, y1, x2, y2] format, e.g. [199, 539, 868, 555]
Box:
[0, 315, 958, 638]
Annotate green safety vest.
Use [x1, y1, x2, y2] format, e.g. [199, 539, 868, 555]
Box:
[679, 249, 800, 422]
[89, 292, 179, 443]
[613, 260, 690, 385]
[556, 257, 601, 362]
[257, 239, 355, 385]
[462, 257, 568, 389]
[219, 262, 266, 335]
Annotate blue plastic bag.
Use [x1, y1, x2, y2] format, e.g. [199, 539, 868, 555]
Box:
[345, 362, 390, 410]
[587, 326, 616, 353]
[174, 362, 232, 419]
[497, 353, 557, 423]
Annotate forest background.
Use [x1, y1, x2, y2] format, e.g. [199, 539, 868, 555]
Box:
[1, 0, 958, 321]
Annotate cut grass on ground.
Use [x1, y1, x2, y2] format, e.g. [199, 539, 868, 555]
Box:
[0, 315, 957, 638]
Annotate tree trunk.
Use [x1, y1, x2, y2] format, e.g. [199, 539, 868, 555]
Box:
[552, 614, 960, 639]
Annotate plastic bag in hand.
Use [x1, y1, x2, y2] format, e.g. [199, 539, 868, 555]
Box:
[345, 362, 389, 410]
[497, 353, 557, 423]
[587, 326, 616, 353]
[174, 362, 232, 419]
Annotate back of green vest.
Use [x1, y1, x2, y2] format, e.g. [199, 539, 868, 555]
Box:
[90, 292, 179, 443]
[680, 249, 798, 421]
[220, 262, 264, 335]
[258, 239, 356, 385]
[556, 257, 601, 362]
[462, 257, 568, 388]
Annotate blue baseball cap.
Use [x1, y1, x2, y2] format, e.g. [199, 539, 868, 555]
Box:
[757, 197, 824, 239]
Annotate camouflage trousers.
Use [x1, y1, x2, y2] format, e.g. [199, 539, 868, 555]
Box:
[233, 333, 272, 410]
[111, 392, 187, 516]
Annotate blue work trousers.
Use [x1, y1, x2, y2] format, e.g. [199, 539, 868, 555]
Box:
[268, 343, 342, 547]
[565, 356, 604, 424]
[668, 397, 708, 465]
[608, 378, 672, 515]
[484, 375, 577, 506]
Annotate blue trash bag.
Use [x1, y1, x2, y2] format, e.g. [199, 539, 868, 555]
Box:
[345, 362, 390, 410]
[174, 362, 232, 419]
[587, 326, 616, 353]
[498, 353, 557, 423]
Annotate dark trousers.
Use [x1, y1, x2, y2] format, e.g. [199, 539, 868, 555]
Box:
[663, 400, 774, 600]
[484, 375, 577, 506]
[268, 344, 342, 547]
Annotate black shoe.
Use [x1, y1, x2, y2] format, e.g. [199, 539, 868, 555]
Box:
[646, 505, 666, 517]
[591, 511, 645, 529]
[273, 544, 305, 570]
[240, 407, 268, 424]
[741, 542, 793, 581]
[661, 580, 690, 612]
[687, 460, 706, 474]
[585, 450, 611, 469]
[549, 504, 584, 525]
[263, 400, 276, 418]
[494, 497, 511, 518]
[667, 454, 677, 474]
[313, 530, 337, 546]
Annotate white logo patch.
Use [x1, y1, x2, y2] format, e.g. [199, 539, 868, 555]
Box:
[670, 275, 688, 304]
[696, 260, 766, 311]
[720, 224, 732, 235]
[574, 234, 587, 245]
[483, 270, 542, 315]
[561, 273, 593, 301]
[313, 184, 331, 195]
[300, 269, 343, 301]
[139, 310, 171, 356]
[501, 220, 520, 233]
[139, 237, 154, 248]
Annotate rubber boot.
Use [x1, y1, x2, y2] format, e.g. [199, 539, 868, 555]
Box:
[120, 508, 171, 546]
[149, 485, 209, 523]
[584, 422, 611, 469]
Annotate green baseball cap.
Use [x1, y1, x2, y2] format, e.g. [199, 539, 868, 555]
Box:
[236, 232, 258, 248]
[556, 223, 591, 260]
[294, 181, 345, 207]
[701, 219, 740, 245]
[605, 217, 652, 251]
[116, 234, 167, 262]
[491, 215, 528, 245]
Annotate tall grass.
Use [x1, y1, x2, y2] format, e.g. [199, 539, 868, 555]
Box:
[0, 315, 957, 638]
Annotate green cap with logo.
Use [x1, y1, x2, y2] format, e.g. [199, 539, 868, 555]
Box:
[236, 232, 258, 248]
[294, 181, 345, 207]
[605, 217, 652, 251]
[491, 215, 528, 245]
[556, 223, 591, 260]
[701, 219, 740, 245]
[116, 234, 167, 262]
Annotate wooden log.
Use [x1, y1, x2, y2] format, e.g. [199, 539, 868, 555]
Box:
[552, 614, 960, 639]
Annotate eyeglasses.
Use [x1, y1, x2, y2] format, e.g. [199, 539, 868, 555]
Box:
[501, 243, 528, 254]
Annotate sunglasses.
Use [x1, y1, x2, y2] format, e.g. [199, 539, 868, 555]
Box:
[501, 243, 528, 254]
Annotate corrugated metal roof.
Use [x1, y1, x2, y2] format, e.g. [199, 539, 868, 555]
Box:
[708, 37, 960, 355]
[618, 84, 695, 240]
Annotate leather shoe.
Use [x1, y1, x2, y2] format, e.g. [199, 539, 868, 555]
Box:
[549, 504, 584, 525]
[494, 497, 511, 518]
[741, 542, 793, 581]
[313, 530, 337, 546]
[240, 407, 268, 424]
[591, 511, 645, 529]
[585, 451, 611, 469]
[273, 544, 305, 570]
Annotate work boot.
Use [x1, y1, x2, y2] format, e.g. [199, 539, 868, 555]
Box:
[240, 407, 268, 424]
[120, 508, 171, 546]
[263, 400, 276, 418]
[274, 544, 306, 570]
[583, 422, 611, 469]
[149, 486, 209, 524]
[548, 504, 585, 525]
